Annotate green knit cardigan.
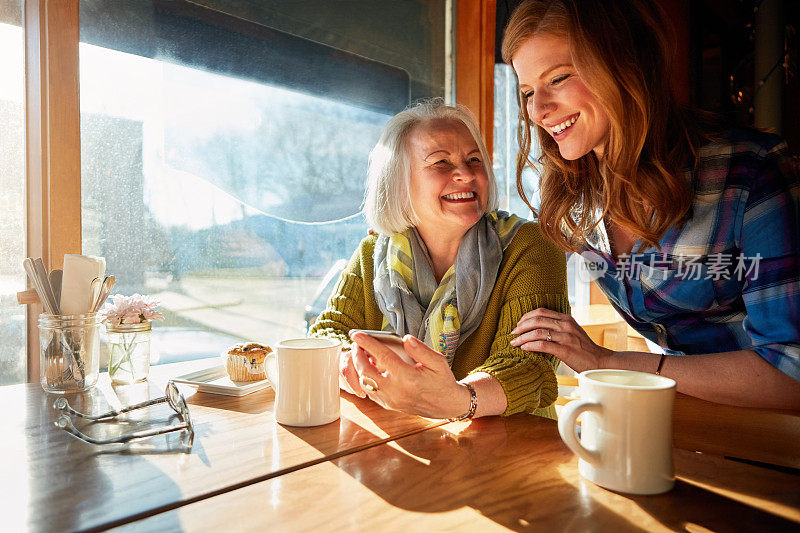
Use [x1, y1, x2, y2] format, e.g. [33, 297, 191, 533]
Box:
[309, 222, 570, 419]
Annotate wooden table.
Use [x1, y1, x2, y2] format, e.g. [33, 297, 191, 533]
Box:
[1, 360, 445, 532]
[118, 415, 800, 532]
[4, 361, 799, 532]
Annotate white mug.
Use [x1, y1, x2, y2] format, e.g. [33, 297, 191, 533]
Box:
[558, 369, 676, 494]
[265, 338, 341, 427]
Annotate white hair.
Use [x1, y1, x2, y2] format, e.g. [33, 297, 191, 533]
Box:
[363, 99, 498, 235]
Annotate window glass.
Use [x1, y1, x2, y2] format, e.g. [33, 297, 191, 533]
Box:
[0, 1, 26, 384]
[493, 63, 541, 217]
[80, 0, 448, 364]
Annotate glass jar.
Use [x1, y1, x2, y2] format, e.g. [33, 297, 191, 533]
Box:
[106, 321, 152, 384]
[38, 313, 102, 393]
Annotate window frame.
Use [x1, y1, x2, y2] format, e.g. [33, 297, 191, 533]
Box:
[21, 0, 496, 382]
[24, 0, 82, 383]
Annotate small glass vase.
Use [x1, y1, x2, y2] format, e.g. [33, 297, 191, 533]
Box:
[106, 321, 152, 384]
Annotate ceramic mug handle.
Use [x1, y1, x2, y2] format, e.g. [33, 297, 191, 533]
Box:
[264, 351, 279, 393]
[557, 399, 603, 465]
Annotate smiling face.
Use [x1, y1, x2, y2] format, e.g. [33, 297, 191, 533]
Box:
[512, 33, 610, 160]
[406, 118, 489, 240]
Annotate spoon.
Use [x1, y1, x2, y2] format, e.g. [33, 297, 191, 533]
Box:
[91, 275, 116, 312]
[89, 277, 102, 312]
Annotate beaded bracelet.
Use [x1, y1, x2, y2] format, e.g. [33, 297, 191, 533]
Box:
[450, 383, 478, 422]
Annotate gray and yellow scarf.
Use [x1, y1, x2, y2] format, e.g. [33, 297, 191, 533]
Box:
[372, 211, 525, 365]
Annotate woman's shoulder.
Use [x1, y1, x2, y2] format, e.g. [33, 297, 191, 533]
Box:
[698, 127, 789, 162]
[500, 221, 567, 294]
[340, 233, 379, 273]
[358, 233, 379, 252]
[692, 127, 796, 196]
[511, 220, 543, 241]
[506, 221, 565, 263]
[358, 233, 380, 260]
[680, 127, 797, 244]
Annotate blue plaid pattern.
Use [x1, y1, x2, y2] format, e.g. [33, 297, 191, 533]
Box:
[584, 128, 800, 381]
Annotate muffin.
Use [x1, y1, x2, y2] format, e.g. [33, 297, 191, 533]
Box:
[224, 342, 271, 381]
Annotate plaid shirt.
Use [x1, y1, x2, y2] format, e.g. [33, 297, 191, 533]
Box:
[581, 128, 800, 381]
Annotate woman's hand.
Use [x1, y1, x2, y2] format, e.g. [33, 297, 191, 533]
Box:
[348, 332, 472, 419]
[338, 349, 368, 398]
[510, 308, 612, 373]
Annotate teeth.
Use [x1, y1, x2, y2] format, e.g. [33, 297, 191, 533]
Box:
[443, 191, 475, 200]
[551, 115, 577, 134]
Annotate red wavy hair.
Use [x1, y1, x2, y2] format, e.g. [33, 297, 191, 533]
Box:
[502, 0, 709, 252]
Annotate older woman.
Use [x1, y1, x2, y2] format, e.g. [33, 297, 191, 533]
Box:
[310, 100, 569, 420]
[502, 0, 800, 409]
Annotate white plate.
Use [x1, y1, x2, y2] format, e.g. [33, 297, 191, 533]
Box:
[171, 365, 271, 396]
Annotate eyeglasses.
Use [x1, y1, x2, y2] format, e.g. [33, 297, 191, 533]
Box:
[53, 380, 194, 446]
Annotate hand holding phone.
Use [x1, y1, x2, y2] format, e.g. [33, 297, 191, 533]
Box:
[349, 329, 416, 365]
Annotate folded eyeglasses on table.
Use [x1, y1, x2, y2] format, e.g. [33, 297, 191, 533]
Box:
[53, 380, 194, 446]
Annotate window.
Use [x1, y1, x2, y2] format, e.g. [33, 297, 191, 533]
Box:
[79, 0, 450, 363]
[492, 63, 541, 217]
[0, 1, 26, 384]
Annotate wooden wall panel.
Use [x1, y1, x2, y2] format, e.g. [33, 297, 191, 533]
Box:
[456, 0, 495, 153]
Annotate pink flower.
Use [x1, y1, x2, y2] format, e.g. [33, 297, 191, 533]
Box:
[142, 309, 164, 321]
[100, 293, 164, 325]
[122, 312, 142, 324]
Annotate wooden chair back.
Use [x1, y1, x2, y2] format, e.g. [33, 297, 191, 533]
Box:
[571, 304, 628, 351]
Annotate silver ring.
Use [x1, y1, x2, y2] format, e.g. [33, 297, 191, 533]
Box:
[360, 376, 379, 393]
[546, 329, 552, 342]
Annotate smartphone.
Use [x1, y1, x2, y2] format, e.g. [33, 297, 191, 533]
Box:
[349, 329, 415, 364]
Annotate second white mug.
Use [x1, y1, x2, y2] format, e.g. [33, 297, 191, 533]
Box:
[557, 369, 676, 495]
[265, 337, 341, 427]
